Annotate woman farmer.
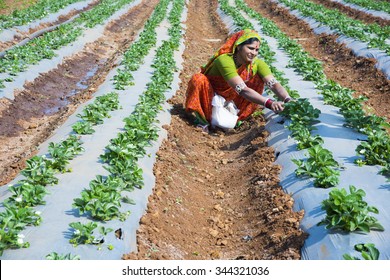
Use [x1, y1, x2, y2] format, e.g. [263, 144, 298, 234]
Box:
[185, 29, 291, 130]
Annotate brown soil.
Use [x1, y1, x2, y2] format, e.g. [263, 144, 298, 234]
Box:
[0, 0, 389, 260]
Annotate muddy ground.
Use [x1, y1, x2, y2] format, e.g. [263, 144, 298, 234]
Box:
[0, 0, 389, 260]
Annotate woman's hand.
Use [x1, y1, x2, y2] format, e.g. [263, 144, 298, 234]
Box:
[269, 101, 284, 113]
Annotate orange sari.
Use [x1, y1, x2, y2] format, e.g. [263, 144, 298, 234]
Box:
[185, 29, 265, 123]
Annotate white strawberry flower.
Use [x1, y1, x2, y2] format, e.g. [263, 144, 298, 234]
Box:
[17, 234, 25, 244]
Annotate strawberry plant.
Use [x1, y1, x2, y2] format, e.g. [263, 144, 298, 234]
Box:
[76, 92, 120, 125]
[0, 0, 186, 257]
[48, 144, 75, 173]
[227, 0, 390, 259]
[0, 203, 42, 231]
[69, 221, 113, 246]
[0, 229, 29, 256]
[379, 163, 390, 181]
[288, 123, 323, 150]
[112, 0, 170, 89]
[73, 175, 130, 221]
[72, 121, 95, 135]
[5, 180, 49, 207]
[278, 98, 325, 150]
[292, 145, 340, 188]
[343, 243, 380, 260]
[355, 130, 390, 166]
[70, 0, 178, 229]
[278, 0, 390, 54]
[21, 155, 58, 186]
[77, 103, 110, 125]
[103, 159, 144, 191]
[280, 98, 321, 126]
[45, 252, 81, 260]
[0, 0, 134, 84]
[73, 92, 120, 134]
[318, 185, 384, 232]
[343, 109, 389, 134]
[95, 92, 121, 111]
[113, 69, 135, 90]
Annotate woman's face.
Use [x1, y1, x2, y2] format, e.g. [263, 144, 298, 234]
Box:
[237, 41, 260, 64]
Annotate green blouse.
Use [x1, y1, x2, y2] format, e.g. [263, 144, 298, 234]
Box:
[204, 53, 272, 81]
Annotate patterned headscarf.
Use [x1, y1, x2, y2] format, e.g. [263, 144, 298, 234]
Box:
[201, 29, 261, 74]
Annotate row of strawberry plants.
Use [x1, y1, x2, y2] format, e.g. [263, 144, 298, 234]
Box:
[71, 0, 171, 225]
[112, 0, 172, 90]
[0, 0, 85, 31]
[341, 0, 390, 14]
[67, 0, 185, 252]
[276, 0, 390, 54]
[0, 91, 121, 256]
[224, 0, 385, 258]
[0, 0, 135, 88]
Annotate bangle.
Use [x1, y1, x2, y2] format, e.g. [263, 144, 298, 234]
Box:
[235, 82, 247, 94]
[264, 98, 274, 109]
[284, 96, 292, 103]
[265, 77, 278, 89]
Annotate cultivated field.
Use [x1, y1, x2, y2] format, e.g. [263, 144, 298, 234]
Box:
[0, 0, 389, 260]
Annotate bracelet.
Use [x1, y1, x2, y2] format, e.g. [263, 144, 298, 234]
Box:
[234, 82, 247, 94]
[284, 96, 292, 103]
[265, 77, 278, 89]
[264, 98, 274, 109]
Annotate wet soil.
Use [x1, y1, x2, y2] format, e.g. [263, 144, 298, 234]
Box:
[0, 0, 389, 260]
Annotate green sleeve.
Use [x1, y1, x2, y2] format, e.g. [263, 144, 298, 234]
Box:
[253, 58, 272, 77]
[207, 54, 272, 80]
[212, 54, 238, 80]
